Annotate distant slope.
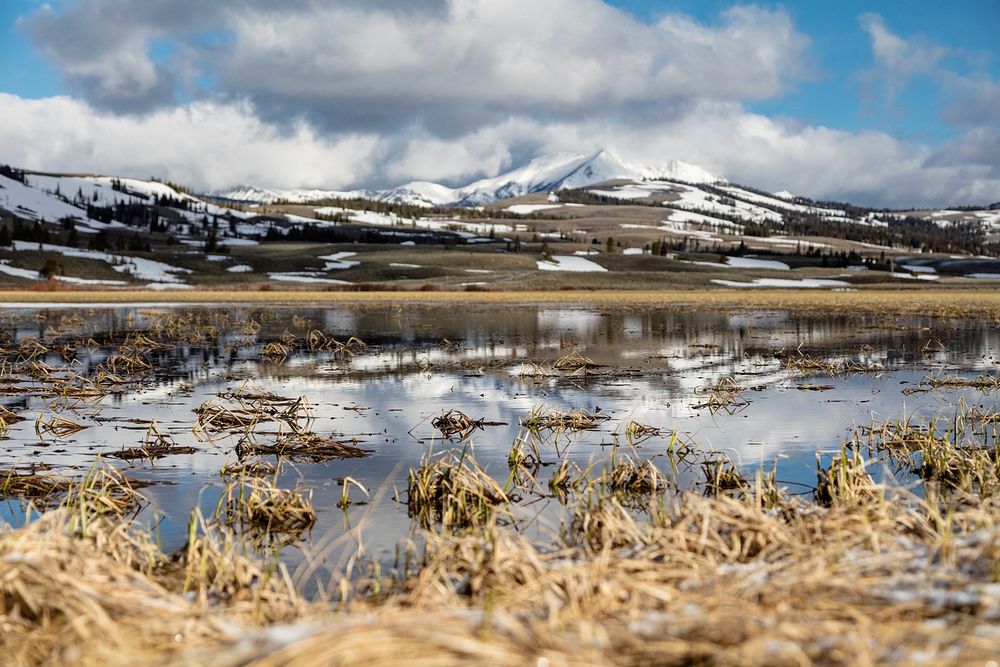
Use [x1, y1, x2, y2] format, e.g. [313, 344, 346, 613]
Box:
[217, 150, 723, 207]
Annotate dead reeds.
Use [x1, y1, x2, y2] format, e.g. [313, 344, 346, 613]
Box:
[522, 406, 609, 433]
[692, 377, 749, 414]
[236, 431, 367, 462]
[106, 419, 198, 461]
[407, 449, 511, 529]
[219, 475, 316, 536]
[431, 409, 490, 440]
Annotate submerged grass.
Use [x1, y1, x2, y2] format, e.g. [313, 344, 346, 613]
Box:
[3, 436, 1000, 665]
[218, 474, 316, 538]
[5, 301, 1000, 664]
[407, 449, 511, 529]
[522, 405, 609, 433]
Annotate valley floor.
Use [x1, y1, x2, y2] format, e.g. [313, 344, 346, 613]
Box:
[2, 287, 1000, 318]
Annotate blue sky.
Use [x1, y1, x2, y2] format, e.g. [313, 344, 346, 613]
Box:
[611, 1, 1000, 139]
[0, 1, 998, 205]
[5, 1, 996, 142]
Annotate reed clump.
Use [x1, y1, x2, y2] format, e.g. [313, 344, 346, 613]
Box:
[692, 377, 749, 414]
[431, 409, 486, 440]
[106, 420, 198, 461]
[219, 475, 316, 537]
[784, 354, 885, 376]
[905, 374, 1000, 394]
[407, 450, 511, 529]
[522, 406, 609, 433]
[552, 350, 598, 370]
[194, 390, 312, 437]
[236, 431, 368, 462]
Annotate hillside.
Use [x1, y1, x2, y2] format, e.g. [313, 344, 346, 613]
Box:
[1, 154, 999, 292]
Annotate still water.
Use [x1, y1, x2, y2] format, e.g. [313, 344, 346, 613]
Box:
[1, 303, 997, 578]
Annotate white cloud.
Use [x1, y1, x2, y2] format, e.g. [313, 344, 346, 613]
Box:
[22, 0, 809, 128]
[2, 93, 998, 207]
[4, 3, 997, 207]
[0, 94, 379, 191]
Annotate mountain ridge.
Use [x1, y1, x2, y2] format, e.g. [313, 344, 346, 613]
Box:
[216, 150, 724, 207]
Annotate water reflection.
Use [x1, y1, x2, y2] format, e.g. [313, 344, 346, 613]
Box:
[0, 303, 998, 577]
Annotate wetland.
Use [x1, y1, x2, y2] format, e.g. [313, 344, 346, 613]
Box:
[2, 299, 1000, 665]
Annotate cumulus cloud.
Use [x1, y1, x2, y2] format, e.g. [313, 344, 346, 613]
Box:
[3, 92, 998, 208]
[4, 2, 998, 207]
[21, 0, 809, 131]
[0, 93, 379, 191]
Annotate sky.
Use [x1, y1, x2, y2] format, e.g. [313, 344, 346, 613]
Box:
[0, 0, 998, 207]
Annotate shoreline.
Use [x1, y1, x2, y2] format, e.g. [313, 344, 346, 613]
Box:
[0, 288, 998, 317]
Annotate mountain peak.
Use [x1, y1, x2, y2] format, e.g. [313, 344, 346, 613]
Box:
[216, 150, 723, 206]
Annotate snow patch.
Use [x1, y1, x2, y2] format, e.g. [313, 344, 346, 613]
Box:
[536, 255, 608, 272]
[711, 278, 849, 288]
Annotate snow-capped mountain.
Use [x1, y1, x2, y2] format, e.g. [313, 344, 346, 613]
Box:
[218, 150, 723, 207]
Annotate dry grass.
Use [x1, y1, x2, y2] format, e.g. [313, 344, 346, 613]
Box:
[905, 374, 1000, 394]
[218, 475, 316, 538]
[431, 410, 488, 441]
[106, 420, 198, 461]
[236, 431, 368, 462]
[194, 390, 312, 437]
[692, 377, 749, 414]
[552, 350, 598, 370]
[2, 441, 1000, 665]
[4, 287, 1000, 320]
[784, 354, 886, 376]
[522, 406, 609, 433]
[407, 449, 511, 529]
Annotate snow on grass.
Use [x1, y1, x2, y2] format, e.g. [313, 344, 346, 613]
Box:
[673, 185, 784, 223]
[623, 248, 644, 255]
[267, 273, 352, 285]
[226, 264, 254, 273]
[725, 256, 790, 271]
[318, 252, 359, 270]
[464, 269, 494, 274]
[536, 255, 607, 272]
[180, 237, 260, 248]
[505, 204, 563, 215]
[745, 236, 829, 251]
[711, 278, 849, 288]
[891, 273, 939, 281]
[900, 264, 937, 274]
[145, 283, 194, 290]
[0, 262, 44, 282]
[574, 249, 600, 256]
[12, 241, 192, 284]
[0, 261, 124, 285]
[655, 222, 722, 242]
[664, 208, 744, 231]
[588, 185, 652, 200]
[313, 207, 512, 237]
[389, 262, 422, 268]
[27, 175, 250, 225]
[0, 175, 89, 223]
[716, 185, 845, 217]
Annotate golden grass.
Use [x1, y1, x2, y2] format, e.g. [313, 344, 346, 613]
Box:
[3, 445, 1000, 666]
[4, 288, 1000, 318]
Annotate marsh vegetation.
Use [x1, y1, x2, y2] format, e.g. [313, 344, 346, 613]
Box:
[1, 301, 999, 664]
